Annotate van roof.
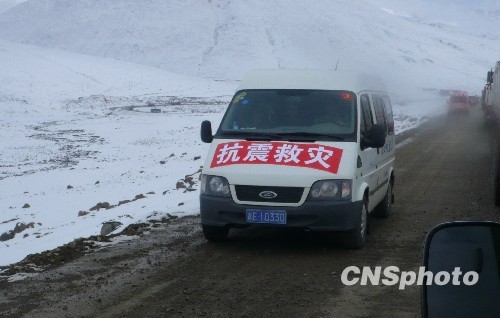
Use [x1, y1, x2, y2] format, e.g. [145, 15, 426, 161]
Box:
[237, 69, 386, 93]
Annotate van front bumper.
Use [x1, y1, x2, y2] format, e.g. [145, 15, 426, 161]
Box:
[200, 195, 363, 231]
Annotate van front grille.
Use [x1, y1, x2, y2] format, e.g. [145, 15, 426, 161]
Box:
[234, 185, 304, 203]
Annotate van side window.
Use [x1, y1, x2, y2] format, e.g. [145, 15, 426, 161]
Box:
[382, 95, 394, 134]
[360, 94, 373, 138]
[373, 95, 387, 132]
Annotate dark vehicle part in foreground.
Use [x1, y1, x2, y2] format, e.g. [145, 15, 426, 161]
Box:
[421, 221, 500, 318]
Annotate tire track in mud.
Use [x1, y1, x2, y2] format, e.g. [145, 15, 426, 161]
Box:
[334, 110, 498, 317]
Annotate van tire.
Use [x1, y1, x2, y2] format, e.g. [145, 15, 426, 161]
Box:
[202, 225, 229, 242]
[373, 182, 392, 218]
[341, 199, 368, 249]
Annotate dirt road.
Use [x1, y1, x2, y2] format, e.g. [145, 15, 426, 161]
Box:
[1, 108, 498, 318]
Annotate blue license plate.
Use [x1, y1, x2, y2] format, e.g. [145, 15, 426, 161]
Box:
[246, 209, 287, 225]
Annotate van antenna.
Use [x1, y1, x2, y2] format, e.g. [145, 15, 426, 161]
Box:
[335, 60, 340, 71]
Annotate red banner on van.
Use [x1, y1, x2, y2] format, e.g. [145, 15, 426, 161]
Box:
[210, 141, 343, 174]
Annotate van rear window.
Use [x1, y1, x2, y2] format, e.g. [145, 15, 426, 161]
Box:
[218, 90, 357, 141]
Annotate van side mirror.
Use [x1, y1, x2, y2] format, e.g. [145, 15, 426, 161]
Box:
[422, 222, 500, 318]
[201, 120, 213, 143]
[362, 124, 386, 149]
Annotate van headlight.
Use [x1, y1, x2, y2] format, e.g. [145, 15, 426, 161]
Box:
[201, 175, 231, 197]
[309, 180, 351, 201]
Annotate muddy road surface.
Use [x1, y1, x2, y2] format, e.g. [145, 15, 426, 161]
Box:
[1, 109, 499, 318]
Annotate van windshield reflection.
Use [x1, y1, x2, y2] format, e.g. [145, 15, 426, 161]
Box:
[218, 89, 357, 141]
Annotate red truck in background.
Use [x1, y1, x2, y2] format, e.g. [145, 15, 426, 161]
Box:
[447, 91, 469, 114]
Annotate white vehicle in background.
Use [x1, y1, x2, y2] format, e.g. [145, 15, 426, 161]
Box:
[482, 80, 494, 119]
[199, 70, 395, 249]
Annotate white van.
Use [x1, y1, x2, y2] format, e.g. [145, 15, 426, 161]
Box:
[199, 70, 395, 248]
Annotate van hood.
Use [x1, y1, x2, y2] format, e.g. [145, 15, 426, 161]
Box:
[202, 139, 357, 187]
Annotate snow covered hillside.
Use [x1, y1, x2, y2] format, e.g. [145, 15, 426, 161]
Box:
[0, 40, 234, 105]
[0, 0, 498, 269]
[1, 0, 500, 93]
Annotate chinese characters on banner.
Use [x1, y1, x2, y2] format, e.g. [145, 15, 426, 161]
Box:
[210, 142, 343, 174]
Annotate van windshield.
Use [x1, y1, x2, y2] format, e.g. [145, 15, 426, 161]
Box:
[217, 90, 357, 141]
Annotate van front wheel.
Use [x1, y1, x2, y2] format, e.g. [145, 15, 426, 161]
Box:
[341, 200, 368, 249]
[202, 225, 229, 242]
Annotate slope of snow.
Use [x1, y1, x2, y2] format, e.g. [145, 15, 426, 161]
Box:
[371, 0, 500, 26]
[0, 40, 234, 105]
[0, 41, 236, 267]
[1, 0, 499, 93]
[0, 0, 25, 13]
[0, 95, 227, 267]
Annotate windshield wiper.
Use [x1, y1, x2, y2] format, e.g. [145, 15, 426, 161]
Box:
[276, 132, 345, 141]
[243, 134, 282, 141]
[217, 131, 345, 141]
[218, 131, 283, 141]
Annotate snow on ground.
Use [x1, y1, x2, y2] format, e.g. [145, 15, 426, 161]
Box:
[392, 91, 449, 133]
[0, 93, 230, 266]
[0, 40, 236, 266]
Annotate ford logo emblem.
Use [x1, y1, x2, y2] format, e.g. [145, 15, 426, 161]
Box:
[259, 191, 278, 199]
